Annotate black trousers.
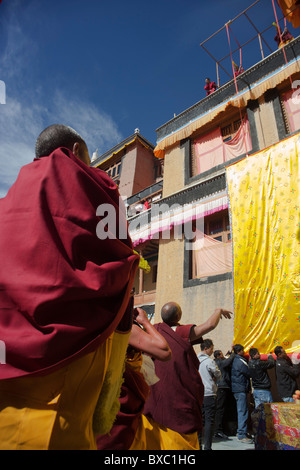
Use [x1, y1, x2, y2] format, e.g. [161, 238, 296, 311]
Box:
[201, 395, 216, 450]
[214, 387, 231, 433]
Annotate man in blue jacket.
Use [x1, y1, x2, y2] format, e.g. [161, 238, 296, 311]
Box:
[231, 344, 252, 443]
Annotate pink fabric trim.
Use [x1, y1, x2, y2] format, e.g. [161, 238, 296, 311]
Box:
[131, 202, 228, 247]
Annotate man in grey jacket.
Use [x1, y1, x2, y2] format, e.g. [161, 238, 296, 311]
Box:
[198, 339, 221, 450]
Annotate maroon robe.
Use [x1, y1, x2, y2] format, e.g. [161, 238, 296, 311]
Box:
[275, 29, 294, 46]
[0, 147, 139, 379]
[143, 323, 204, 434]
[204, 81, 217, 96]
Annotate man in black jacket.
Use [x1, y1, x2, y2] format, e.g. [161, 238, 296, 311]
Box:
[231, 344, 252, 443]
[213, 349, 235, 439]
[274, 346, 300, 402]
[248, 348, 275, 408]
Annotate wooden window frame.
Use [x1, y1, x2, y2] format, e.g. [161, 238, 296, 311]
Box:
[204, 210, 231, 243]
[107, 161, 121, 180]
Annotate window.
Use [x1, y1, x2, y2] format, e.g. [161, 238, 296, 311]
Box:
[281, 88, 300, 134]
[204, 210, 231, 242]
[154, 159, 164, 180]
[152, 263, 158, 284]
[221, 118, 241, 141]
[191, 115, 251, 177]
[191, 210, 232, 279]
[106, 161, 121, 180]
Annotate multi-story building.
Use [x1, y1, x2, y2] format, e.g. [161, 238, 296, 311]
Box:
[127, 35, 300, 354]
[91, 25, 300, 360]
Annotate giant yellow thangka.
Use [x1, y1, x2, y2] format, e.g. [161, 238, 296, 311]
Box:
[226, 133, 300, 355]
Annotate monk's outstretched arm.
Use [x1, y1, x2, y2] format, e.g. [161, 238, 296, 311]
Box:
[129, 308, 172, 361]
[190, 308, 232, 343]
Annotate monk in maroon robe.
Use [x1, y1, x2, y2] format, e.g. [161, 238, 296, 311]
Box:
[143, 302, 232, 448]
[0, 124, 139, 449]
[204, 77, 217, 96]
[274, 24, 294, 47]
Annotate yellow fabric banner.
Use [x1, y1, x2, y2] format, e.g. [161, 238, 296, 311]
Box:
[226, 133, 300, 355]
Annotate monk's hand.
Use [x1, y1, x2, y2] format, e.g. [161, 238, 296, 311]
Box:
[216, 308, 233, 319]
[134, 307, 149, 327]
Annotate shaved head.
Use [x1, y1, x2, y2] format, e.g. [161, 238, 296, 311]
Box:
[35, 124, 90, 166]
[161, 302, 182, 326]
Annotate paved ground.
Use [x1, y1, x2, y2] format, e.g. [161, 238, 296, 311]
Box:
[210, 435, 255, 450]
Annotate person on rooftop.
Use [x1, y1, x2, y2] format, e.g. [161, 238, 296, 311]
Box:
[233, 61, 244, 78]
[273, 23, 294, 48]
[204, 77, 217, 96]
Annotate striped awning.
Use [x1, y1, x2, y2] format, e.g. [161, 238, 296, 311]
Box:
[129, 191, 228, 246]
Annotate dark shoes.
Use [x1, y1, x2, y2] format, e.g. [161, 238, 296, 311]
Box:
[214, 431, 229, 440]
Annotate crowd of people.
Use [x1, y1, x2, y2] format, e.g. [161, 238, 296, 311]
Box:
[197, 341, 300, 450]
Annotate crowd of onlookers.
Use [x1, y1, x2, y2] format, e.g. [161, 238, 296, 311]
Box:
[197, 340, 300, 450]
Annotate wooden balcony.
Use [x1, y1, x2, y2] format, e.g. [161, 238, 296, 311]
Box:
[134, 289, 156, 306]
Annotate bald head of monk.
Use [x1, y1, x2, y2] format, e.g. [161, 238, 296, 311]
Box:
[35, 124, 91, 167]
[161, 302, 182, 326]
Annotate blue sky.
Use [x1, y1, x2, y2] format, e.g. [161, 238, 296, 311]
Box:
[0, 0, 298, 196]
